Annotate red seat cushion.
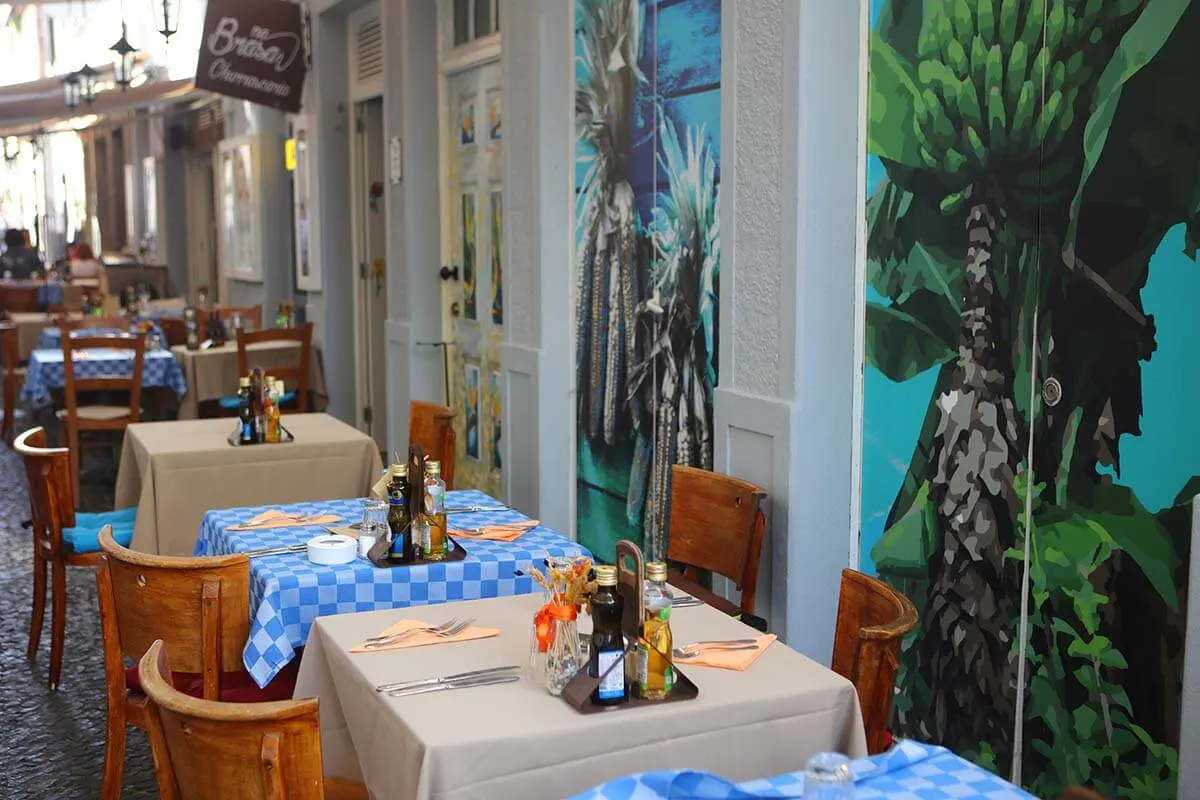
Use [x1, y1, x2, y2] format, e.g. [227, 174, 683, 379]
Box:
[124, 654, 301, 702]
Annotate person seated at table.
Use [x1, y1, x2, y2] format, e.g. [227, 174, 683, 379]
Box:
[67, 242, 105, 287]
[1, 228, 42, 279]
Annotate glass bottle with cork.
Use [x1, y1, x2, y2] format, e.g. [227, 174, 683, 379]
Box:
[639, 561, 674, 699]
[421, 461, 448, 560]
[386, 463, 415, 562]
[589, 565, 627, 706]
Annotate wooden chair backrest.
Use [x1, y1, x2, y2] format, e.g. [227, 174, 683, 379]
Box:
[58, 315, 129, 331]
[665, 465, 767, 614]
[139, 640, 328, 800]
[13, 426, 76, 558]
[410, 400, 456, 489]
[236, 323, 313, 413]
[198, 305, 263, 332]
[830, 569, 918, 754]
[0, 322, 18, 373]
[61, 331, 146, 424]
[159, 317, 188, 348]
[0, 285, 39, 312]
[97, 528, 251, 699]
[46, 301, 84, 314]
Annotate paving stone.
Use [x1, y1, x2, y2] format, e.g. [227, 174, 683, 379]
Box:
[0, 430, 157, 799]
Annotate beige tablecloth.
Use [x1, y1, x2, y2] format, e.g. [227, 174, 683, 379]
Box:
[171, 342, 328, 419]
[295, 595, 867, 800]
[115, 414, 382, 555]
[10, 311, 81, 360]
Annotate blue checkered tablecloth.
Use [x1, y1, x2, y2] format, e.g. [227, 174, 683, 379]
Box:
[21, 347, 188, 406]
[34, 323, 167, 352]
[194, 490, 590, 687]
[569, 740, 1033, 799]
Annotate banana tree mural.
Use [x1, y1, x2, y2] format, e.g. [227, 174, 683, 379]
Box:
[575, 0, 721, 562]
[866, 0, 1199, 796]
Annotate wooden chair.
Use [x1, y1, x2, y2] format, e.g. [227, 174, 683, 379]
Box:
[159, 316, 188, 348]
[830, 569, 918, 755]
[60, 330, 146, 503]
[15, 427, 137, 691]
[58, 315, 130, 331]
[96, 528, 302, 800]
[198, 305, 264, 332]
[664, 465, 767, 615]
[1, 322, 24, 442]
[410, 400, 457, 489]
[0, 284, 39, 312]
[236, 323, 313, 413]
[139, 639, 368, 800]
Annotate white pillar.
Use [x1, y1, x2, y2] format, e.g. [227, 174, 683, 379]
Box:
[716, 0, 865, 657]
[499, 0, 575, 535]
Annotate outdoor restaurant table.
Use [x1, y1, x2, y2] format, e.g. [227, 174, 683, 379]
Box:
[9, 311, 81, 359]
[20, 346, 187, 406]
[114, 413, 382, 556]
[171, 341, 329, 419]
[569, 739, 1033, 800]
[293, 593, 866, 800]
[196, 491, 587, 689]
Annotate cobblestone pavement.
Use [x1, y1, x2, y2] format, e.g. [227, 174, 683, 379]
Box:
[0, 429, 158, 799]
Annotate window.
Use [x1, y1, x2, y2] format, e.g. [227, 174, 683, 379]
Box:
[450, 0, 499, 48]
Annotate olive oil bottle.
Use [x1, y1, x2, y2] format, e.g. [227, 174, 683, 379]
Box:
[638, 561, 674, 699]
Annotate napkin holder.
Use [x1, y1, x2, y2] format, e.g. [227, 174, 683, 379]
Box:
[559, 539, 699, 714]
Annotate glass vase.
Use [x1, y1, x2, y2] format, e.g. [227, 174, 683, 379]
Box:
[528, 596, 582, 695]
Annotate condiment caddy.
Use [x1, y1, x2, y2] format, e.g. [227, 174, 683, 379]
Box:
[559, 540, 699, 713]
[366, 444, 468, 568]
[227, 366, 294, 446]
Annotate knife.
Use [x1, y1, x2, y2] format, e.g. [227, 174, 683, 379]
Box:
[387, 673, 520, 697]
[375, 664, 520, 693]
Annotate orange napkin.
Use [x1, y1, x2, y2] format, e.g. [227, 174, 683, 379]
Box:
[449, 519, 539, 542]
[673, 635, 777, 671]
[350, 618, 500, 653]
[227, 509, 342, 532]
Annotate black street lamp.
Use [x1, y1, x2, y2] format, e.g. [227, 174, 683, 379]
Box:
[62, 71, 82, 110]
[152, 0, 179, 41]
[78, 64, 99, 105]
[110, 22, 137, 91]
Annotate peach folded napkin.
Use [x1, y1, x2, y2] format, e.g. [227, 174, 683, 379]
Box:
[227, 509, 342, 532]
[350, 618, 500, 653]
[673, 634, 777, 671]
[449, 519, 539, 542]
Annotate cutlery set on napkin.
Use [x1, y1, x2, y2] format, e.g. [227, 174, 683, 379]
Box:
[227, 509, 342, 532]
[448, 519, 539, 542]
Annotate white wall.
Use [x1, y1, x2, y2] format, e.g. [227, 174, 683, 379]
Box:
[713, 0, 864, 658]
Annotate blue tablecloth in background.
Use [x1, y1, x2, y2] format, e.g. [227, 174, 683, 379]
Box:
[21, 347, 188, 405]
[570, 740, 1033, 799]
[33, 323, 167, 352]
[193, 490, 589, 687]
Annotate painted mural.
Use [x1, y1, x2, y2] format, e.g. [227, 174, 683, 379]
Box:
[864, 1, 1199, 797]
[574, 0, 721, 562]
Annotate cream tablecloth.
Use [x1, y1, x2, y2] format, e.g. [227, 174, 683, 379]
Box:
[171, 341, 328, 419]
[114, 414, 382, 555]
[9, 311, 81, 360]
[295, 595, 867, 800]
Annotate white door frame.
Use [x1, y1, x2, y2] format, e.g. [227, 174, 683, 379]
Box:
[348, 2, 384, 438]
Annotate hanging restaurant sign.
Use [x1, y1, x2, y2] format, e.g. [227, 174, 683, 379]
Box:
[194, 0, 308, 114]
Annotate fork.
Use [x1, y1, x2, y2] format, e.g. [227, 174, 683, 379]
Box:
[363, 617, 474, 648]
[672, 639, 759, 658]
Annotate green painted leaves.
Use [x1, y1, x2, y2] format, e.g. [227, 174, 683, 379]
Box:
[870, 34, 924, 169]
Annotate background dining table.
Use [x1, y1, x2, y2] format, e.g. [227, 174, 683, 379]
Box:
[171, 341, 328, 418]
[20, 346, 188, 406]
[294, 594, 867, 800]
[113, 413, 382, 555]
[194, 489, 587, 687]
[8, 311, 81, 360]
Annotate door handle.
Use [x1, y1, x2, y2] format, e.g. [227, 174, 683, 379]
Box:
[440, 265, 459, 282]
[450, 301, 461, 318]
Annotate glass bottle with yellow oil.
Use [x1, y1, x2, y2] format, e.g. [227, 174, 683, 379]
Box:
[421, 461, 448, 559]
[638, 561, 674, 699]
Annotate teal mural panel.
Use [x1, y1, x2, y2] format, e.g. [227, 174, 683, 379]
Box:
[863, 1, 1199, 797]
[574, 0, 722, 564]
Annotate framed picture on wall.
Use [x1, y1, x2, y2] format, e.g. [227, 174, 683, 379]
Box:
[216, 136, 262, 282]
[292, 121, 320, 291]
